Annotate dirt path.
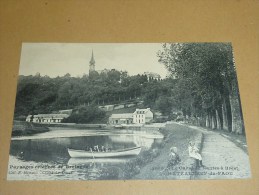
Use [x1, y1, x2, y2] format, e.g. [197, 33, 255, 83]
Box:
[186, 125, 251, 179]
[133, 123, 251, 180]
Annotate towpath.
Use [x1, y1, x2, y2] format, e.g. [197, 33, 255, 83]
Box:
[183, 125, 251, 179]
[133, 122, 251, 180]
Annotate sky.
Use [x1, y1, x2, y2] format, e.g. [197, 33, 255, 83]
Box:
[19, 43, 169, 78]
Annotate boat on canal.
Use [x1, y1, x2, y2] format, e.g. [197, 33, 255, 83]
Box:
[67, 157, 131, 165]
[67, 146, 141, 158]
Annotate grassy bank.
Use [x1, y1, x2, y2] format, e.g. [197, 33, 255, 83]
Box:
[128, 123, 203, 180]
[41, 123, 108, 130]
[12, 121, 49, 136]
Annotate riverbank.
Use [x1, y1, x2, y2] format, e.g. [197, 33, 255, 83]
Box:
[12, 121, 49, 136]
[11, 126, 164, 140]
[129, 123, 203, 180]
[33, 122, 108, 129]
[36, 122, 165, 131]
[11, 122, 165, 140]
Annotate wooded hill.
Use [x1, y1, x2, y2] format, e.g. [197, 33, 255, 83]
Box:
[14, 71, 175, 122]
[14, 43, 244, 134]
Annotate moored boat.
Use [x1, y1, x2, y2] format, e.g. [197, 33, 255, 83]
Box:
[67, 146, 141, 158]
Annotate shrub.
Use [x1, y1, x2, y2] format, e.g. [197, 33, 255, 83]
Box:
[62, 105, 107, 124]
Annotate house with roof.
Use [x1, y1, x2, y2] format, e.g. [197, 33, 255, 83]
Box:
[133, 108, 153, 124]
[26, 113, 70, 123]
[144, 72, 161, 81]
[109, 113, 133, 125]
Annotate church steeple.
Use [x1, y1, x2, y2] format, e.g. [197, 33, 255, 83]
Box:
[89, 50, 95, 74]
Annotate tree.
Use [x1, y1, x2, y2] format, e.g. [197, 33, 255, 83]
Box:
[63, 105, 107, 124]
[155, 96, 173, 115]
[158, 43, 244, 133]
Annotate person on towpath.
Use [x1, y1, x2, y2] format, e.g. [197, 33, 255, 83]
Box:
[167, 146, 181, 168]
[188, 141, 204, 168]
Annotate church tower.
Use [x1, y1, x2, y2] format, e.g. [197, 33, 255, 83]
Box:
[89, 50, 95, 74]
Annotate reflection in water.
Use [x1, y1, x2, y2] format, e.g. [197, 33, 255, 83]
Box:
[10, 136, 137, 163]
[109, 135, 155, 149]
[8, 133, 163, 180]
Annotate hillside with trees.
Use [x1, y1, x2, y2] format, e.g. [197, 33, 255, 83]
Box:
[14, 70, 176, 122]
[14, 43, 244, 134]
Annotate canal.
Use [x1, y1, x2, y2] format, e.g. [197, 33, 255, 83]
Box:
[7, 128, 163, 180]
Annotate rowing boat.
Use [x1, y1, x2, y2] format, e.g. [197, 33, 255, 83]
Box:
[67, 146, 141, 158]
[67, 157, 132, 165]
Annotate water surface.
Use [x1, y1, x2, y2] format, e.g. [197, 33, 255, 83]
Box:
[8, 128, 163, 180]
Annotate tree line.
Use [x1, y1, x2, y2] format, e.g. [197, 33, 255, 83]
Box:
[14, 70, 175, 121]
[157, 43, 244, 134]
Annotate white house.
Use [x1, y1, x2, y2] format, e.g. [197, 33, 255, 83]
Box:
[144, 72, 161, 81]
[109, 113, 133, 125]
[26, 114, 69, 123]
[133, 108, 153, 124]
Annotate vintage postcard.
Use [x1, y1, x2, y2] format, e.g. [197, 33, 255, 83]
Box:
[7, 43, 251, 180]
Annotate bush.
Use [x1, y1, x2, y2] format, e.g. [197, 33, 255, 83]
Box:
[62, 105, 107, 124]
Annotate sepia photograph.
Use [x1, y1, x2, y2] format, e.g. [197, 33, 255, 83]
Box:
[7, 43, 251, 180]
